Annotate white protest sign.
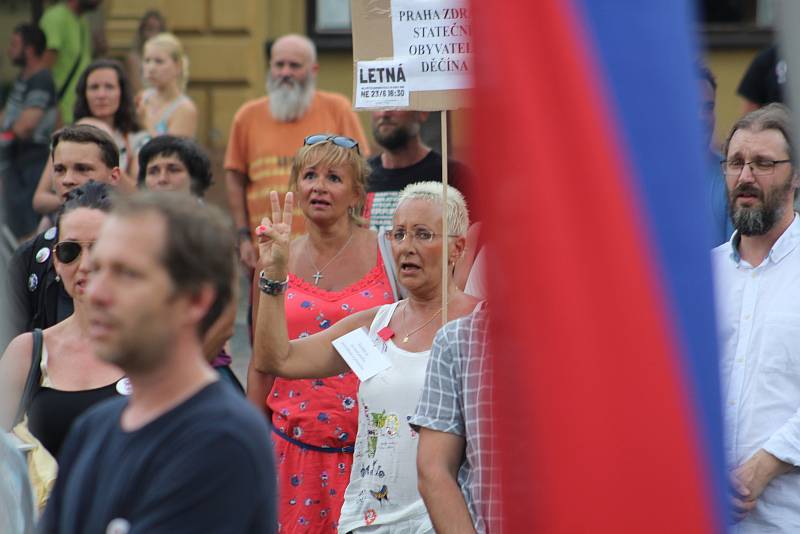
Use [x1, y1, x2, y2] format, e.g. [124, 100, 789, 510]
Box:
[351, 0, 471, 110]
[391, 0, 471, 92]
[355, 59, 410, 108]
[332, 328, 392, 381]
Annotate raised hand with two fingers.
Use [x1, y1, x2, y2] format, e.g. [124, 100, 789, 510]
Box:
[255, 191, 294, 279]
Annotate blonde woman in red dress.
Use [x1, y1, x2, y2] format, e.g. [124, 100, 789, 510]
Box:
[248, 135, 399, 532]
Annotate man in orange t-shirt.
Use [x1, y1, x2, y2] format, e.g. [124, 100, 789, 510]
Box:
[224, 34, 369, 269]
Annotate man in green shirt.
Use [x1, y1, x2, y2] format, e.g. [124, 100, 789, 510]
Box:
[39, 0, 101, 124]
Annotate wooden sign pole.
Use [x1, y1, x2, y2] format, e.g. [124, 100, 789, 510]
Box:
[441, 110, 449, 325]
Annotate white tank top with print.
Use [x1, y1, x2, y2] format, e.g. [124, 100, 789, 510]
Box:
[337, 302, 433, 533]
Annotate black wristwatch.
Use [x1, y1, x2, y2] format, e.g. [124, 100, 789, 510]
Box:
[237, 227, 251, 241]
[258, 271, 288, 296]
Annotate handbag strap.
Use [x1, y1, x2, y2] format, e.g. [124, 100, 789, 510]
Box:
[14, 329, 43, 426]
[56, 23, 86, 100]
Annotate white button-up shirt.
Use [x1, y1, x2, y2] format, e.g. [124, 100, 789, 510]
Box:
[713, 214, 800, 533]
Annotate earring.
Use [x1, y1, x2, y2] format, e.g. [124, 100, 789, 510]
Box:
[55, 274, 61, 282]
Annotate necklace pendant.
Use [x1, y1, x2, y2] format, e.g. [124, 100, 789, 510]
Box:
[312, 272, 323, 285]
[402, 336, 409, 343]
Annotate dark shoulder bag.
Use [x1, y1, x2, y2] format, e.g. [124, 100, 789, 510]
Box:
[13, 328, 44, 426]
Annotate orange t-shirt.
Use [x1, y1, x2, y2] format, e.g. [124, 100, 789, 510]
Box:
[224, 91, 369, 236]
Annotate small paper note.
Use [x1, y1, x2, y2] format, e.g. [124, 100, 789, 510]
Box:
[332, 328, 392, 381]
[354, 59, 410, 109]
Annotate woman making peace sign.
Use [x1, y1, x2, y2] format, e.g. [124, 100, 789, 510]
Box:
[253, 177, 478, 533]
[248, 135, 397, 531]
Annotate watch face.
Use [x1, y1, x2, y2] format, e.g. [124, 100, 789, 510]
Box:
[259, 272, 287, 295]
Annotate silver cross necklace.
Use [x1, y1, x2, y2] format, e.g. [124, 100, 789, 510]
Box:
[307, 231, 355, 285]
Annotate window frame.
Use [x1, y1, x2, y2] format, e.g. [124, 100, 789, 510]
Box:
[306, 0, 353, 50]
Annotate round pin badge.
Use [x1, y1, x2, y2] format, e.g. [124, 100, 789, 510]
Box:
[116, 377, 133, 396]
[35, 247, 50, 263]
[27, 273, 39, 292]
[106, 518, 131, 534]
[44, 227, 57, 241]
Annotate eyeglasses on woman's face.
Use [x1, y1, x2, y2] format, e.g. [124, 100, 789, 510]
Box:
[384, 228, 457, 244]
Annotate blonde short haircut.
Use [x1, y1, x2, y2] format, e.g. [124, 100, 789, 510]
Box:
[288, 138, 370, 225]
[145, 32, 189, 91]
[397, 181, 469, 236]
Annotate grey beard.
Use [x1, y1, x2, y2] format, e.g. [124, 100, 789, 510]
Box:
[267, 75, 315, 122]
[732, 204, 783, 236]
[729, 176, 794, 236]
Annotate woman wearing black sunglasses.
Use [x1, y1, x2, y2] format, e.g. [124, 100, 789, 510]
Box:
[1, 182, 126, 460]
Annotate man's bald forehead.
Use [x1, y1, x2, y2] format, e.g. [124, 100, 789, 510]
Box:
[271, 34, 316, 64]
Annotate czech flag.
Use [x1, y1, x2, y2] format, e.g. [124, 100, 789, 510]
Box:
[471, 1, 728, 532]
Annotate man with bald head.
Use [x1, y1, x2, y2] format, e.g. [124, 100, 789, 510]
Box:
[225, 33, 368, 268]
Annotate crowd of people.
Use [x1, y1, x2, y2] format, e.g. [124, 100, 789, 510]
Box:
[1, 1, 800, 533]
[0, 2, 488, 532]
[1, 0, 195, 242]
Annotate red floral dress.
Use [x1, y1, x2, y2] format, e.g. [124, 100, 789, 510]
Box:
[270, 255, 395, 532]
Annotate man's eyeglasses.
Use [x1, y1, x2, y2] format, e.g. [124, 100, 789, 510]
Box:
[384, 229, 458, 243]
[53, 241, 94, 264]
[720, 158, 792, 177]
[304, 134, 360, 154]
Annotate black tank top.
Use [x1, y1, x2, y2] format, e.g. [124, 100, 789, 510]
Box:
[27, 382, 120, 458]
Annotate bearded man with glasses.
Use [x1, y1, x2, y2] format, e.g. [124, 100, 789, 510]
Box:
[713, 103, 800, 532]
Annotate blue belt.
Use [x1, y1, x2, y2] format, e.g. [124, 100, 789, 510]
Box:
[271, 426, 354, 454]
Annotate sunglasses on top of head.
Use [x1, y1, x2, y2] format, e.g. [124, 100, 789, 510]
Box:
[53, 241, 94, 264]
[304, 134, 360, 154]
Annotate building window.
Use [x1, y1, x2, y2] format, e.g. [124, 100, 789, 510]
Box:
[701, 0, 775, 48]
[307, 0, 352, 50]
